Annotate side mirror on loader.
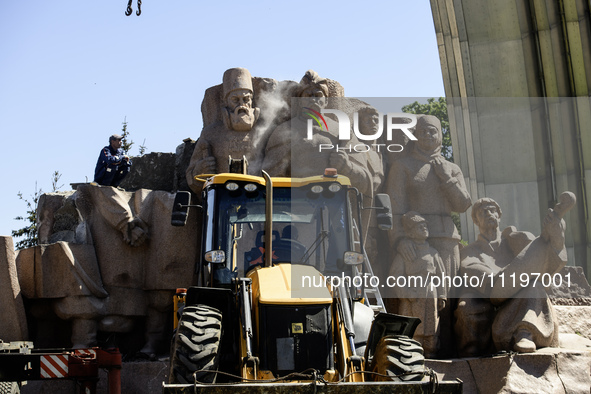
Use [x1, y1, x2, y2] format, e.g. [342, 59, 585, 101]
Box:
[171, 191, 191, 227]
[374, 194, 393, 230]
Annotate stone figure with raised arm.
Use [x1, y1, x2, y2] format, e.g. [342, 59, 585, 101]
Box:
[385, 115, 472, 279]
[454, 193, 575, 356]
[390, 212, 447, 358]
[186, 67, 262, 193]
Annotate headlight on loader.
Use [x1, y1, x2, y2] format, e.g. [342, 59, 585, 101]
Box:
[205, 250, 226, 263]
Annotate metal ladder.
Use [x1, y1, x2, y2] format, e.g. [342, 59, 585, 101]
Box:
[351, 218, 386, 313]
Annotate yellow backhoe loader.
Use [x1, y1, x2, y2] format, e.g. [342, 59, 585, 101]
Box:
[162, 162, 462, 393]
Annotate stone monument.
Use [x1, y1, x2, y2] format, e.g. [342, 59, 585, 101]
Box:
[1, 67, 584, 379]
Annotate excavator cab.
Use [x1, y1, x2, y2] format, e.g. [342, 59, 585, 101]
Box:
[197, 172, 353, 286]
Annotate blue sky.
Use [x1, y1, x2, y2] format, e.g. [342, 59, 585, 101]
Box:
[0, 1, 444, 240]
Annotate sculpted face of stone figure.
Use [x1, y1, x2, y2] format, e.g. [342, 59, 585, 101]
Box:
[226, 88, 256, 131]
[403, 214, 429, 242]
[415, 116, 442, 153]
[359, 108, 381, 141]
[298, 71, 329, 114]
[475, 202, 501, 231]
[221, 67, 259, 132]
[409, 219, 429, 241]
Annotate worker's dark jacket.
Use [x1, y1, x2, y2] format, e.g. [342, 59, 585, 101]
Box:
[93, 145, 132, 187]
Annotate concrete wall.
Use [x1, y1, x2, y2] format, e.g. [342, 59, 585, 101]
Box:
[431, 0, 591, 274]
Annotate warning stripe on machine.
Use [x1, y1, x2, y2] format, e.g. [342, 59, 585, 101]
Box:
[40, 354, 69, 378]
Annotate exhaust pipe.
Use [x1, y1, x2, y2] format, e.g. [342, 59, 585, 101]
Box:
[262, 170, 273, 267]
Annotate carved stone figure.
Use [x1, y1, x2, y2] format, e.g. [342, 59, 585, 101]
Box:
[355, 106, 385, 196]
[15, 185, 199, 355]
[186, 67, 262, 193]
[454, 193, 575, 356]
[385, 115, 471, 279]
[385, 114, 471, 357]
[390, 212, 446, 358]
[75, 185, 199, 355]
[262, 70, 369, 184]
[351, 105, 386, 278]
[16, 242, 107, 348]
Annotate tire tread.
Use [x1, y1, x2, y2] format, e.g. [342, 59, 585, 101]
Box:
[169, 305, 222, 384]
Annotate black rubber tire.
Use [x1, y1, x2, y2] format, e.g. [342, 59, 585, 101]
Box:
[0, 382, 19, 394]
[369, 335, 425, 382]
[169, 305, 223, 384]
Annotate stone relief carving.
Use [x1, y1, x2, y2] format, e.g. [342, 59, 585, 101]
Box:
[186, 68, 263, 192]
[385, 115, 471, 279]
[10, 185, 199, 355]
[261, 70, 375, 192]
[455, 193, 575, 356]
[389, 212, 447, 358]
[384, 114, 471, 356]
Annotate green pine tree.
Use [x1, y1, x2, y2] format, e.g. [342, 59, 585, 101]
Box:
[120, 117, 134, 155]
[12, 185, 42, 250]
[12, 171, 63, 250]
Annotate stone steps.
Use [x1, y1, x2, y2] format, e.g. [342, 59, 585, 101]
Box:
[426, 346, 591, 394]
